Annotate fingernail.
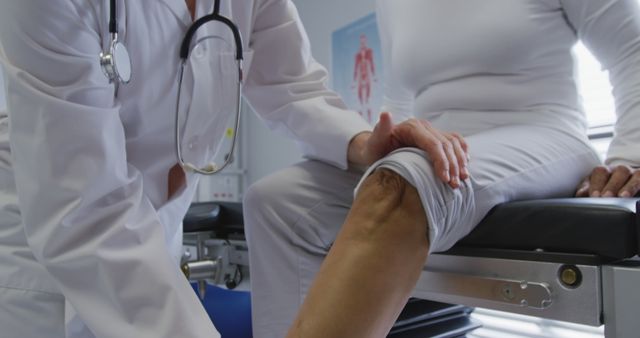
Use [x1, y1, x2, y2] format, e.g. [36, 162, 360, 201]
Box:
[602, 191, 614, 198]
[452, 177, 460, 187]
[619, 191, 631, 198]
[591, 191, 600, 197]
[443, 170, 450, 182]
[461, 167, 469, 178]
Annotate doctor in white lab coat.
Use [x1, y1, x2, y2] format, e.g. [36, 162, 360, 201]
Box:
[0, 0, 379, 337]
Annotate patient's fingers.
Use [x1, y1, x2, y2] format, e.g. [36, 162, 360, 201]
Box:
[445, 133, 469, 180]
[414, 121, 452, 185]
[440, 135, 459, 188]
[390, 118, 473, 188]
[576, 166, 640, 198]
[588, 166, 610, 197]
[421, 121, 459, 188]
[450, 132, 469, 155]
[392, 119, 451, 184]
[601, 165, 633, 197]
[575, 178, 590, 197]
[617, 168, 640, 197]
[417, 121, 469, 186]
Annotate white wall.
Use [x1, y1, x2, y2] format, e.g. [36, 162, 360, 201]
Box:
[293, 0, 375, 73]
[0, 67, 6, 111]
[243, 0, 375, 187]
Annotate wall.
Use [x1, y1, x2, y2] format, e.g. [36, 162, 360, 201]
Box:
[0, 67, 6, 111]
[242, 0, 375, 187]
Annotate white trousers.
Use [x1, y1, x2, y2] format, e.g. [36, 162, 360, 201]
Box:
[245, 124, 601, 338]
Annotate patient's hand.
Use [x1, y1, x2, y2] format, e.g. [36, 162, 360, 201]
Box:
[575, 165, 640, 198]
[348, 112, 469, 189]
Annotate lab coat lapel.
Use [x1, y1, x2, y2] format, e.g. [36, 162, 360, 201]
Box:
[157, 0, 192, 27]
[158, 0, 221, 26]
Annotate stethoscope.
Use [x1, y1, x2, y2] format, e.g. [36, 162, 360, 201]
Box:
[99, 0, 244, 175]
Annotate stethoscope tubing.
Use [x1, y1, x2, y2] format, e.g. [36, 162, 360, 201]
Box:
[174, 58, 244, 175]
[105, 0, 245, 175]
[175, 0, 244, 175]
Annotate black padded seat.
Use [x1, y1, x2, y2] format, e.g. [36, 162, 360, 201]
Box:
[453, 198, 639, 260]
[184, 198, 639, 260]
[183, 202, 244, 236]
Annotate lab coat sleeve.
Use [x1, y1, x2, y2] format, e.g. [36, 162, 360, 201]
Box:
[243, 0, 372, 170]
[376, 0, 415, 124]
[0, 2, 218, 337]
[561, 0, 640, 167]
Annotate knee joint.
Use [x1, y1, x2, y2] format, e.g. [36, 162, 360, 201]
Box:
[357, 169, 409, 207]
[349, 169, 427, 237]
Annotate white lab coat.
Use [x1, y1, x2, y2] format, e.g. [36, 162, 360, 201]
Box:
[0, 0, 370, 337]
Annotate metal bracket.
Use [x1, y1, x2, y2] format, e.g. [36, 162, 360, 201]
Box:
[418, 269, 553, 310]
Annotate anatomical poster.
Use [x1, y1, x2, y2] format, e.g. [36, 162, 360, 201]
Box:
[332, 12, 384, 125]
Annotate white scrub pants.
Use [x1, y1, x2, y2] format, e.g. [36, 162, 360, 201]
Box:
[245, 124, 601, 338]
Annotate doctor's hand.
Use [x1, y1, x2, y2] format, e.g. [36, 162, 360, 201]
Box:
[575, 165, 640, 198]
[348, 112, 469, 189]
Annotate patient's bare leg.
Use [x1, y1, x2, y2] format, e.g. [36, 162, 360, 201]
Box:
[285, 168, 429, 338]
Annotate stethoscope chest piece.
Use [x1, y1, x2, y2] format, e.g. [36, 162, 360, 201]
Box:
[100, 37, 132, 84]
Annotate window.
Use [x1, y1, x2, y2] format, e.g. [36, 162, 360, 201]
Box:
[574, 42, 616, 160]
[575, 42, 616, 129]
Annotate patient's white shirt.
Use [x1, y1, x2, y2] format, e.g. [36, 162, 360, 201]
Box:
[376, 0, 640, 167]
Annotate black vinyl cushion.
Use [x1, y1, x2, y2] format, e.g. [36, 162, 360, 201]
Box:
[454, 198, 639, 260]
[184, 198, 639, 260]
[183, 202, 244, 234]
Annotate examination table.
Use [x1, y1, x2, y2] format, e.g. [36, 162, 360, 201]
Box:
[182, 198, 640, 338]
